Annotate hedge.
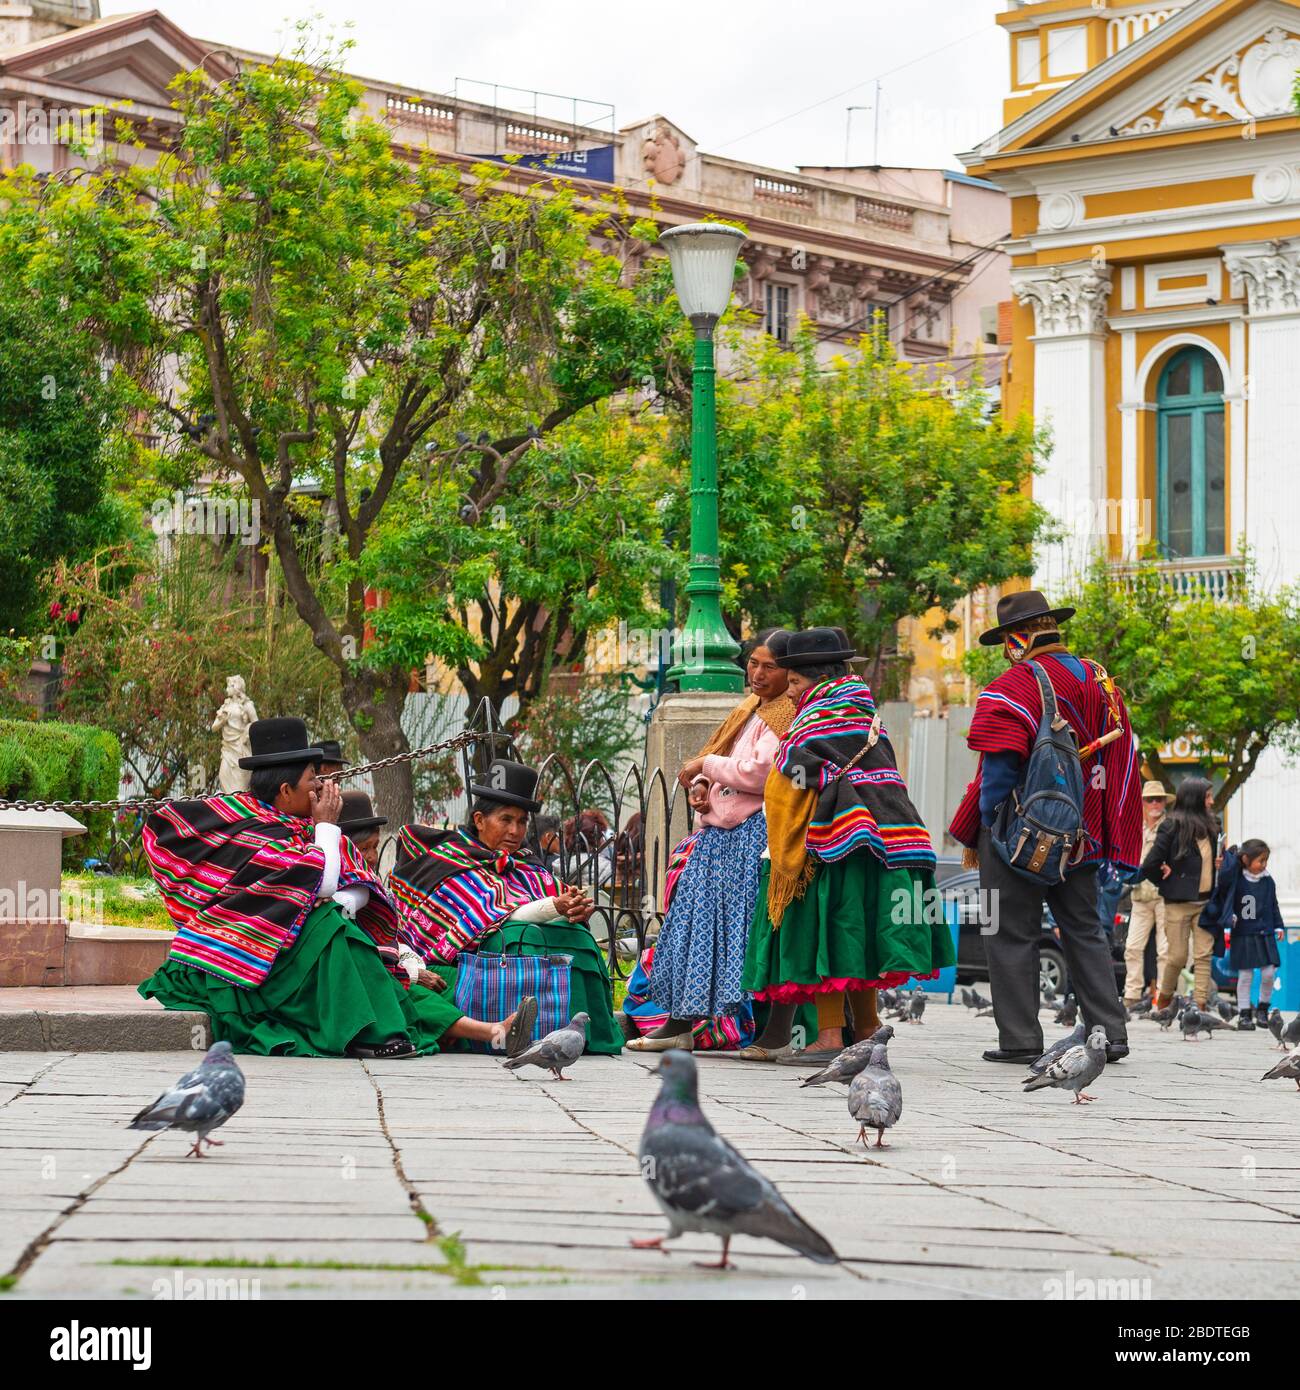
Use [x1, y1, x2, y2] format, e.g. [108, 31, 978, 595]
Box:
[0, 719, 121, 865]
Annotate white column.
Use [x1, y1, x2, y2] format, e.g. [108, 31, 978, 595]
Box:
[1012, 260, 1113, 594]
[1222, 238, 1300, 915]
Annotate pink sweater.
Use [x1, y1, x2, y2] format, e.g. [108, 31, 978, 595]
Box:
[695, 713, 780, 830]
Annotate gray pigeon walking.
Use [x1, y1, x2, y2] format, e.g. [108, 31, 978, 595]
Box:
[503, 1013, 589, 1080]
[1268, 1008, 1286, 1049]
[1179, 1004, 1204, 1041]
[634, 1052, 839, 1269]
[799, 1025, 895, 1089]
[1022, 1025, 1107, 1104]
[1153, 995, 1187, 1030]
[1216, 998, 1238, 1022]
[906, 990, 927, 1024]
[847, 1042, 903, 1147]
[1028, 1023, 1086, 1077]
[129, 1041, 245, 1158]
[1189, 1007, 1231, 1040]
[1261, 1050, 1300, 1090]
[1282, 1014, 1300, 1050]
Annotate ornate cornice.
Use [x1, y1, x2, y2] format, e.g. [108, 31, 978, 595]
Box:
[1012, 261, 1113, 337]
[1223, 237, 1300, 317]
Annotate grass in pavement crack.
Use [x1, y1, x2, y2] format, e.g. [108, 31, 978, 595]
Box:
[104, 1254, 566, 1287]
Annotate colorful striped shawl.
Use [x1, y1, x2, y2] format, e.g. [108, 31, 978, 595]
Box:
[948, 652, 1142, 867]
[143, 794, 403, 989]
[388, 825, 559, 965]
[777, 675, 935, 870]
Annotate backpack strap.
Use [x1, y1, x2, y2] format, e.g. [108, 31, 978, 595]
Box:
[1026, 660, 1067, 733]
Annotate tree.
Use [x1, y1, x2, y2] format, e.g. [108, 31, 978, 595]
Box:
[0, 31, 681, 822]
[660, 324, 1053, 690]
[1061, 552, 1300, 806]
[0, 267, 136, 634]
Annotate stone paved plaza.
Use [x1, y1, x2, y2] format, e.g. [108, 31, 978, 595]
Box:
[2, 1004, 1298, 1300]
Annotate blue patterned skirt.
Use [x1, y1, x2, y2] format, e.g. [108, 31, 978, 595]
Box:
[648, 811, 767, 1019]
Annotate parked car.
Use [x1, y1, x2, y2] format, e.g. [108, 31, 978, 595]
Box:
[935, 856, 1126, 997]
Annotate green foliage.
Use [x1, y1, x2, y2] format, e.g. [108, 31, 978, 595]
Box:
[0, 717, 120, 863]
[1061, 551, 1300, 805]
[659, 325, 1053, 680]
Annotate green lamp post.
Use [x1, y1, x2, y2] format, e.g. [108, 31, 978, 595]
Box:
[660, 221, 745, 693]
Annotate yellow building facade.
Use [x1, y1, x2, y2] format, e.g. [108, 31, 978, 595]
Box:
[964, 0, 1300, 907]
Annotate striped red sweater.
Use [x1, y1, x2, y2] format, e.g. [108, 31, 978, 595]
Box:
[948, 653, 1142, 869]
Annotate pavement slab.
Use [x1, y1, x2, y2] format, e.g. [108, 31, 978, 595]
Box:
[1, 1006, 1298, 1298]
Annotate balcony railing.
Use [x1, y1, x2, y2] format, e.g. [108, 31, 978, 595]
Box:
[1111, 554, 1244, 601]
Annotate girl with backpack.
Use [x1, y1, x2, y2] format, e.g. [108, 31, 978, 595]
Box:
[1140, 776, 1221, 1009]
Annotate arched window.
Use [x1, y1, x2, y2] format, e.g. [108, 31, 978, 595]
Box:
[1157, 346, 1225, 558]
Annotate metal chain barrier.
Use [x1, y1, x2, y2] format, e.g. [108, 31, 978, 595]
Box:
[0, 728, 487, 815]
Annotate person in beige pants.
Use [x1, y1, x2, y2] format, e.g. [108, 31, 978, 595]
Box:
[1124, 781, 1172, 1004]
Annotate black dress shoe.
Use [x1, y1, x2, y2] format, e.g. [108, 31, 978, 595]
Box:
[982, 1048, 1041, 1063]
[1105, 1042, 1129, 1062]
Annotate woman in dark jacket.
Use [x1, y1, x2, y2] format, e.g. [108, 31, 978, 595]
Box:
[1140, 776, 1220, 1008]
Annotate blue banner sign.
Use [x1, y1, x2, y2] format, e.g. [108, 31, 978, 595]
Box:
[487, 144, 615, 183]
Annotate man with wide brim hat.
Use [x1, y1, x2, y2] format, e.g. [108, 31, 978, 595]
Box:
[1123, 780, 1173, 1007]
[949, 588, 1141, 1065]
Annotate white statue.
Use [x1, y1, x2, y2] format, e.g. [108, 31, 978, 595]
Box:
[212, 675, 258, 793]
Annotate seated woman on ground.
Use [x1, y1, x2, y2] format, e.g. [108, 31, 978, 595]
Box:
[138, 719, 533, 1060]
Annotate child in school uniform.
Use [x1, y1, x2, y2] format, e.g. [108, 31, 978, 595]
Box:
[1205, 838, 1284, 1028]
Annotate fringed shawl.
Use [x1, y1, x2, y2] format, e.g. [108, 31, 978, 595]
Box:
[776, 675, 935, 870]
[143, 794, 402, 989]
[948, 653, 1141, 868]
[388, 824, 559, 965]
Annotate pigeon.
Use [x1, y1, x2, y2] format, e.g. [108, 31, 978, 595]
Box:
[502, 1012, 589, 1080]
[128, 1041, 245, 1158]
[1268, 1008, 1286, 1049]
[1216, 998, 1238, 1022]
[879, 989, 899, 1011]
[1180, 1004, 1203, 1041]
[906, 990, 927, 1024]
[969, 988, 992, 1011]
[1027, 1023, 1086, 1077]
[1190, 1008, 1231, 1040]
[1053, 994, 1078, 1027]
[1153, 995, 1187, 1030]
[847, 1042, 903, 1148]
[1282, 1014, 1300, 1050]
[960, 987, 975, 1010]
[633, 1051, 839, 1269]
[1130, 996, 1154, 1016]
[1022, 1025, 1107, 1104]
[1261, 1050, 1300, 1090]
[799, 1025, 895, 1088]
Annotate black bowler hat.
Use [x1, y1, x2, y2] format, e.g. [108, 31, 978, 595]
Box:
[318, 739, 347, 767]
[469, 758, 543, 813]
[978, 589, 1076, 646]
[338, 790, 387, 835]
[775, 626, 858, 669]
[238, 717, 325, 770]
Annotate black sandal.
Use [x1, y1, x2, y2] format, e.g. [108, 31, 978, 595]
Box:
[347, 1036, 417, 1060]
[505, 997, 539, 1058]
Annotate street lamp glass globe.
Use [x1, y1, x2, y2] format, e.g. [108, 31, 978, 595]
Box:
[660, 222, 746, 322]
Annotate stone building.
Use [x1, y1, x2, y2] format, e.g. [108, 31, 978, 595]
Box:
[963, 0, 1300, 907]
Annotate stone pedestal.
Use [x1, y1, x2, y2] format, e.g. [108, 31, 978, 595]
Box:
[0, 809, 87, 987]
[643, 691, 744, 911]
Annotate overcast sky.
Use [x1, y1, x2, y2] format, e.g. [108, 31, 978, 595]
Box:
[101, 0, 1010, 172]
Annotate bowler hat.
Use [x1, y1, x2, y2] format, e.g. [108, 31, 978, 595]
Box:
[775, 626, 858, 669]
[469, 758, 543, 813]
[338, 790, 387, 834]
[238, 717, 325, 770]
[977, 589, 1076, 646]
[318, 739, 347, 767]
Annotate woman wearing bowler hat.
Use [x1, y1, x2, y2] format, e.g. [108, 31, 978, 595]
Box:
[739, 628, 953, 1063]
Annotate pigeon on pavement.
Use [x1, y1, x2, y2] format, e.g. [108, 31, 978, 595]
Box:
[879, 989, 898, 1011]
[1216, 998, 1238, 1022]
[799, 1025, 895, 1088]
[1268, 1009, 1287, 1049]
[907, 990, 927, 1024]
[633, 1051, 839, 1269]
[1282, 1015, 1300, 1050]
[1054, 994, 1078, 1027]
[128, 1041, 245, 1158]
[847, 1042, 903, 1148]
[503, 1013, 589, 1080]
[1022, 1025, 1107, 1104]
[1261, 1050, 1300, 1090]
[1189, 1008, 1231, 1040]
[1153, 996, 1186, 1030]
[1028, 1023, 1086, 1077]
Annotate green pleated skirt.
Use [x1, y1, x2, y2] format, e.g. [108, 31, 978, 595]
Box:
[138, 901, 465, 1058]
[741, 854, 953, 1004]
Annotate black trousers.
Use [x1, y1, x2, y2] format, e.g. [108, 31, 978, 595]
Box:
[978, 828, 1127, 1051]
